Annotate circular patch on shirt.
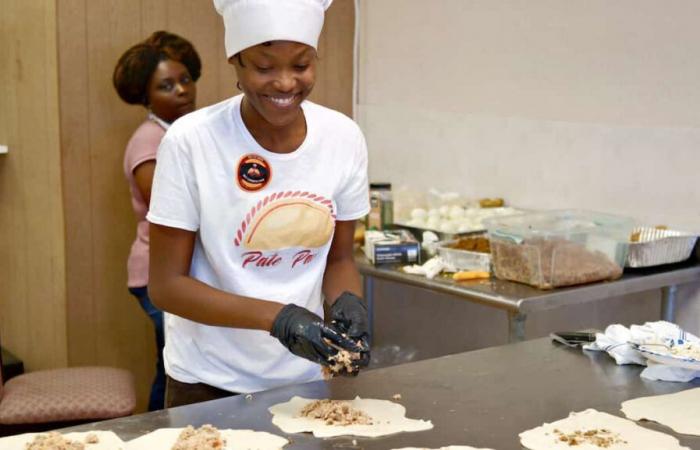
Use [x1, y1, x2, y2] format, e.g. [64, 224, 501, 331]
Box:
[237, 154, 271, 192]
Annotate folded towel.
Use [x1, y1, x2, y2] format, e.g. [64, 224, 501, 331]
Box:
[403, 256, 456, 279]
[640, 361, 700, 382]
[584, 321, 700, 382]
[583, 324, 646, 365]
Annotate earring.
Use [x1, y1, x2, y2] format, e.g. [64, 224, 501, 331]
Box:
[236, 81, 241, 91]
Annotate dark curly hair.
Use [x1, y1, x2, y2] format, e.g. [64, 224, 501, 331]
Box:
[113, 31, 202, 106]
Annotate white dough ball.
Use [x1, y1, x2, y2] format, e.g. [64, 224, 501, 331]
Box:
[448, 206, 465, 219]
[426, 217, 441, 229]
[457, 224, 474, 233]
[410, 208, 428, 220]
[406, 218, 426, 227]
[440, 222, 458, 233]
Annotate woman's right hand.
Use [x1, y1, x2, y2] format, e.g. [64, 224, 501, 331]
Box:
[270, 304, 363, 366]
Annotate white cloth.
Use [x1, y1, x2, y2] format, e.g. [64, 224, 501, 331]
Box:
[214, 0, 333, 58]
[403, 256, 456, 279]
[147, 94, 369, 393]
[584, 321, 700, 382]
[420, 230, 440, 256]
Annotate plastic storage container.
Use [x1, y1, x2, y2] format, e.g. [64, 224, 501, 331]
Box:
[484, 210, 634, 289]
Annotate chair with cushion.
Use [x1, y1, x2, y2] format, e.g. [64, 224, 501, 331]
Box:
[0, 346, 136, 436]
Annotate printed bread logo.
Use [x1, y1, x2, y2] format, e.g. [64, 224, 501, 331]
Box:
[234, 191, 336, 251]
[237, 154, 271, 192]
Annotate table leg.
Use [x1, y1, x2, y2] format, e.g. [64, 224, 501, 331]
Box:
[508, 311, 527, 343]
[363, 275, 375, 344]
[661, 284, 678, 323]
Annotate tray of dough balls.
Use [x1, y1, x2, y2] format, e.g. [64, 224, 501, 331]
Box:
[395, 202, 522, 240]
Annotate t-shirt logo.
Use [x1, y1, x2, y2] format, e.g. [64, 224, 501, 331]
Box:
[237, 154, 271, 192]
[234, 191, 336, 251]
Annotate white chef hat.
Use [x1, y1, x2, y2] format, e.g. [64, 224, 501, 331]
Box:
[214, 0, 333, 58]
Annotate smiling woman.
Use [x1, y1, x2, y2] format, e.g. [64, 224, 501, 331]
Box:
[232, 42, 317, 151]
[112, 31, 202, 412]
[145, 0, 372, 408]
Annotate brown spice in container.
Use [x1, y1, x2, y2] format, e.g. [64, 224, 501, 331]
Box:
[448, 237, 491, 253]
[490, 237, 623, 289]
[299, 399, 373, 426]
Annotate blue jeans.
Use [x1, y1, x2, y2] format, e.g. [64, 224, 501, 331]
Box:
[129, 286, 165, 411]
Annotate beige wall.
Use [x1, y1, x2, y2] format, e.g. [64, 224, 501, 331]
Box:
[1, 0, 354, 411]
[359, 0, 700, 227]
[57, 0, 236, 412]
[0, 1, 68, 369]
[358, 0, 700, 334]
[309, 0, 355, 115]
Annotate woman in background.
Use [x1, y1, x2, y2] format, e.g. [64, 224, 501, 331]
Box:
[113, 30, 201, 411]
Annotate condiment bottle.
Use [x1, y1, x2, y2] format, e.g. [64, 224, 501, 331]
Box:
[368, 182, 393, 230]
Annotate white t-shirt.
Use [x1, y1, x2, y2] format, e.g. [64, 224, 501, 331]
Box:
[147, 95, 370, 393]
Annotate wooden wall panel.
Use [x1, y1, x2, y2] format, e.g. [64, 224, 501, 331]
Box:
[0, 0, 67, 370]
[167, 0, 230, 108]
[141, 0, 168, 33]
[0, 0, 25, 364]
[310, 0, 355, 116]
[55, 0, 354, 412]
[85, 0, 143, 371]
[59, 0, 154, 412]
[59, 0, 98, 367]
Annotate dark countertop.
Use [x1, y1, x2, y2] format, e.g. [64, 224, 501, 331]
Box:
[65, 338, 700, 449]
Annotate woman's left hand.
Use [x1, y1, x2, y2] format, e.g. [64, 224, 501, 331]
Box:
[330, 291, 370, 368]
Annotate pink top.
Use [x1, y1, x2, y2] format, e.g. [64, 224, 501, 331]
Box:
[123, 119, 166, 287]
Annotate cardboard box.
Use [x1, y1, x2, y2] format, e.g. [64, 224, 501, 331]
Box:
[364, 229, 421, 265]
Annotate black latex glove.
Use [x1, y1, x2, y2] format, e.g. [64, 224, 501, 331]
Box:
[271, 303, 363, 366]
[330, 291, 371, 369]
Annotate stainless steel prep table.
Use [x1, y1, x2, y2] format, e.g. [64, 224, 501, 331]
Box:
[357, 253, 700, 342]
[65, 338, 700, 449]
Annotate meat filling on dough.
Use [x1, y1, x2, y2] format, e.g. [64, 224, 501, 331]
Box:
[172, 424, 226, 450]
[25, 432, 85, 450]
[551, 428, 627, 448]
[300, 399, 373, 426]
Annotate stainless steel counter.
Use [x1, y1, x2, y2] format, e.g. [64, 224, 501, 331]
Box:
[357, 254, 700, 342]
[65, 338, 700, 449]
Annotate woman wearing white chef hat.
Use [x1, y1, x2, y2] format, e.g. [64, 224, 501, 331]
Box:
[147, 0, 371, 407]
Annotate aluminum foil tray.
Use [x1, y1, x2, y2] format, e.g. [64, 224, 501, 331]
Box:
[436, 236, 491, 272]
[626, 227, 698, 268]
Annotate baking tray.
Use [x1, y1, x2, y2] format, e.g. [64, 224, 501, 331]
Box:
[626, 227, 698, 268]
[436, 235, 491, 272]
[390, 223, 485, 242]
